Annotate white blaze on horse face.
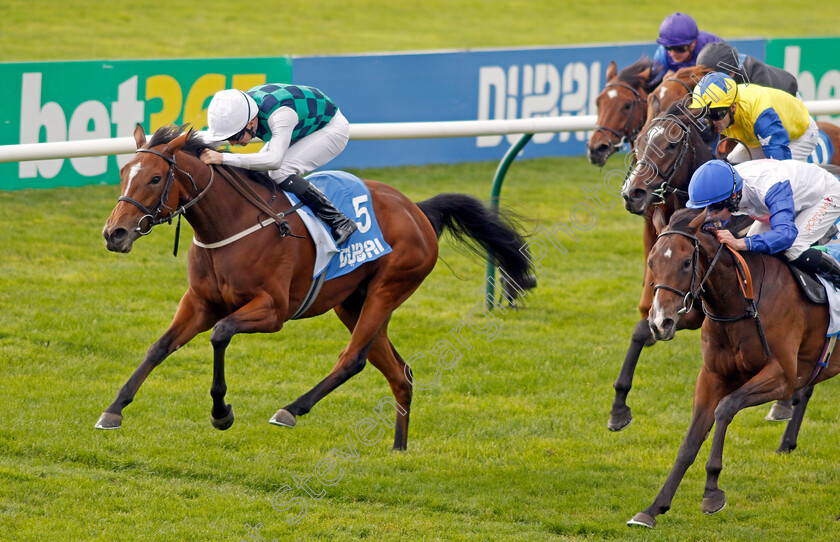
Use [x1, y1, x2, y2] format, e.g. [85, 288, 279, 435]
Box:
[607, 89, 618, 99]
[659, 86, 668, 101]
[649, 295, 668, 333]
[664, 248, 672, 259]
[124, 163, 143, 196]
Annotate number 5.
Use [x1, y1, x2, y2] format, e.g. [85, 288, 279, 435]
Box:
[352, 195, 372, 233]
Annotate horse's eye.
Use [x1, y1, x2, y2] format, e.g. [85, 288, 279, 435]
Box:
[623, 102, 632, 111]
[682, 258, 692, 270]
[668, 141, 678, 149]
[150, 176, 162, 185]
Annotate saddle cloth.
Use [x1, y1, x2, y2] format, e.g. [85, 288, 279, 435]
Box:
[791, 243, 840, 336]
[289, 170, 392, 281]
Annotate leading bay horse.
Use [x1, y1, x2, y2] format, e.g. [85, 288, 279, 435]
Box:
[97, 124, 534, 450]
[628, 208, 840, 528]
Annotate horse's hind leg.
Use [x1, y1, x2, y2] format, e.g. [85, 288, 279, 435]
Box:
[273, 276, 423, 435]
[330, 300, 412, 450]
[777, 385, 814, 453]
[96, 290, 216, 429]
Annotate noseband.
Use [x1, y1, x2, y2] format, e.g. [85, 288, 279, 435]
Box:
[593, 81, 648, 150]
[630, 116, 693, 205]
[118, 148, 211, 236]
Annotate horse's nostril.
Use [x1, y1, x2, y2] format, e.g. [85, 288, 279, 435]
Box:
[108, 228, 128, 243]
[631, 189, 647, 202]
[596, 144, 610, 154]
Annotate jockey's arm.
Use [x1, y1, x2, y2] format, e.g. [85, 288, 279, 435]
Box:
[220, 107, 297, 171]
[753, 108, 792, 160]
[744, 180, 798, 253]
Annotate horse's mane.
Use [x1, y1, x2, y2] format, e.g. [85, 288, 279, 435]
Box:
[147, 124, 276, 190]
[618, 57, 660, 91]
[667, 208, 705, 233]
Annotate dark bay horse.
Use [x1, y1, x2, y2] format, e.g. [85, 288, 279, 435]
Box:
[586, 58, 659, 166]
[608, 103, 718, 430]
[628, 208, 840, 528]
[97, 124, 534, 450]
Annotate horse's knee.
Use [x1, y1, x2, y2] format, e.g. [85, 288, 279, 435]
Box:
[210, 320, 237, 347]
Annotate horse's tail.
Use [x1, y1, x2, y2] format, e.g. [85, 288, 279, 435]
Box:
[415, 193, 535, 300]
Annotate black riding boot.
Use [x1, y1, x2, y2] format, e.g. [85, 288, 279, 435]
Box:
[793, 248, 840, 288]
[278, 174, 357, 245]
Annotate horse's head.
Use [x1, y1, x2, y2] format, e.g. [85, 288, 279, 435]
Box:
[621, 100, 709, 215]
[103, 124, 201, 253]
[587, 59, 655, 167]
[647, 207, 709, 340]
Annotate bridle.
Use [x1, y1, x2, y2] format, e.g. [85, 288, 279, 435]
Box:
[653, 227, 771, 356]
[631, 115, 694, 205]
[652, 229, 725, 315]
[118, 148, 213, 236]
[593, 81, 648, 151]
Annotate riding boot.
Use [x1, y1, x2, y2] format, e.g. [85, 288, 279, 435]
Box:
[793, 248, 840, 289]
[278, 174, 357, 245]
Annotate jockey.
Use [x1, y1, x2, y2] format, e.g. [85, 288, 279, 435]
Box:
[650, 12, 722, 87]
[690, 72, 819, 163]
[687, 159, 840, 285]
[696, 42, 798, 96]
[200, 85, 357, 245]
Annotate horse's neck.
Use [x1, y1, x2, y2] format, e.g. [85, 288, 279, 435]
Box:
[701, 242, 761, 318]
[180, 160, 290, 243]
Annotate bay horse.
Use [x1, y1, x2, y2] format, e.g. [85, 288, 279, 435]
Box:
[608, 102, 718, 431]
[586, 58, 659, 167]
[628, 207, 840, 528]
[97, 124, 534, 451]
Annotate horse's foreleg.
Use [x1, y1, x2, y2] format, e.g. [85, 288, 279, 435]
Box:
[209, 292, 282, 430]
[628, 368, 722, 528]
[609, 318, 653, 431]
[777, 384, 815, 453]
[96, 290, 216, 429]
[702, 362, 788, 515]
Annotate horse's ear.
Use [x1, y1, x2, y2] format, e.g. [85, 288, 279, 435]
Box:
[606, 61, 617, 81]
[649, 94, 662, 117]
[163, 130, 191, 155]
[652, 206, 668, 235]
[688, 208, 707, 230]
[133, 123, 147, 149]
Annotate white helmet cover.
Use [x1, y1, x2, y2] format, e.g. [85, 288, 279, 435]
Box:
[206, 89, 259, 140]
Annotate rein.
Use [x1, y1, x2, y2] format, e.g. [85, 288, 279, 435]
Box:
[593, 81, 648, 150]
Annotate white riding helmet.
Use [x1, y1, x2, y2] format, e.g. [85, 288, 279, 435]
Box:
[206, 89, 259, 141]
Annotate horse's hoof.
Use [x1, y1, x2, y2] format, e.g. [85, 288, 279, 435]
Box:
[702, 490, 727, 515]
[211, 404, 235, 430]
[627, 512, 655, 528]
[95, 412, 123, 430]
[269, 409, 296, 428]
[608, 407, 632, 432]
[765, 402, 793, 421]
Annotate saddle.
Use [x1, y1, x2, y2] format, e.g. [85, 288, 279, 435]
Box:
[787, 264, 828, 305]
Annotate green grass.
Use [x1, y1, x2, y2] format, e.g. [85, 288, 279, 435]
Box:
[3, 2, 840, 541]
[0, 0, 838, 61]
[2, 156, 840, 541]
